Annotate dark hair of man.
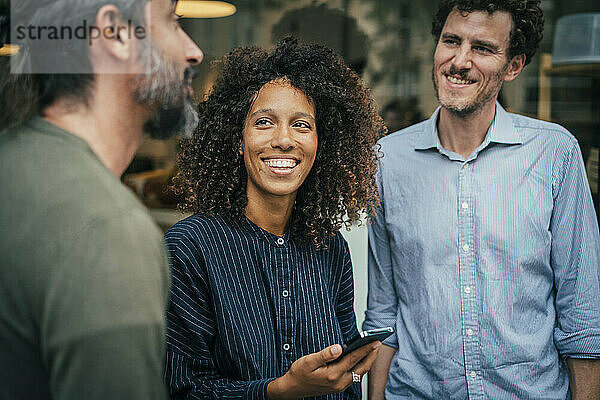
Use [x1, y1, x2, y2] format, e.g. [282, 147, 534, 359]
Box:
[0, 0, 173, 130]
[175, 37, 383, 249]
[431, 0, 544, 66]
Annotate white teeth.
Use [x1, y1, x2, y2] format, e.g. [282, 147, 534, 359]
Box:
[446, 75, 473, 85]
[264, 159, 297, 168]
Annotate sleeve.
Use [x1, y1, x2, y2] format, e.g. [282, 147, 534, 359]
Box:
[551, 141, 600, 359]
[43, 211, 170, 400]
[335, 237, 361, 400]
[362, 165, 399, 349]
[164, 228, 274, 400]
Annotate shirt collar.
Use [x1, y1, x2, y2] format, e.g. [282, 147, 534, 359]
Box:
[413, 107, 442, 151]
[488, 103, 523, 145]
[413, 102, 523, 152]
[243, 216, 291, 248]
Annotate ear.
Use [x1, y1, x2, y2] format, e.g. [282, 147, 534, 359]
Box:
[503, 54, 525, 82]
[93, 5, 134, 62]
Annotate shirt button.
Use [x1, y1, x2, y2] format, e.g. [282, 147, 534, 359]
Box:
[467, 328, 474, 336]
[464, 286, 471, 294]
[462, 244, 470, 252]
[282, 290, 289, 298]
[276, 237, 285, 245]
[463, 163, 469, 169]
[470, 371, 477, 378]
[462, 202, 469, 209]
[283, 343, 291, 351]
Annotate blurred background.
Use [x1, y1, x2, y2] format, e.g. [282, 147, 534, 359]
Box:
[110, 0, 600, 226]
[1, 0, 599, 392]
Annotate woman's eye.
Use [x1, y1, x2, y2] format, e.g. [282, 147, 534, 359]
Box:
[293, 121, 312, 129]
[255, 118, 272, 126]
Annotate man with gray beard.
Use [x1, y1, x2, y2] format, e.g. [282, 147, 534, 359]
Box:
[0, 0, 203, 398]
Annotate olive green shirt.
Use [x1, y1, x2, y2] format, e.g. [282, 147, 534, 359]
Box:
[0, 118, 169, 399]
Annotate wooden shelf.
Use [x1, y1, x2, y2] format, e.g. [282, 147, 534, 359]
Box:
[537, 53, 600, 121]
[545, 62, 600, 78]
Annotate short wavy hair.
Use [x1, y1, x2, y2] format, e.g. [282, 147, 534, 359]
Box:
[431, 0, 544, 66]
[175, 37, 382, 248]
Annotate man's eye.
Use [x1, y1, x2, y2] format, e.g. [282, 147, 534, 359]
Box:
[474, 46, 491, 53]
[444, 39, 458, 45]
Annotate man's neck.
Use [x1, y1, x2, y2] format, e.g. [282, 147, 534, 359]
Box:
[437, 101, 497, 160]
[42, 75, 149, 177]
[245, 188, 296, 237]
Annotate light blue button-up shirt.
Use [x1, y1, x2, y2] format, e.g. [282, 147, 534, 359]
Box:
[364, 104, 600, 399]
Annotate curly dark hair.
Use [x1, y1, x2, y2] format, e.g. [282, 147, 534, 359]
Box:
[175, 37, 382, 248]
[431, 0, 544, 66]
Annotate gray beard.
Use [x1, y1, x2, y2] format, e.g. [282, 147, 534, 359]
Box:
[134, 41, 199, 140]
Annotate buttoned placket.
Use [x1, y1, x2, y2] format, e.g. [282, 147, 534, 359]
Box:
[274, 236, 295, 372]
[457, 160, 484, 399]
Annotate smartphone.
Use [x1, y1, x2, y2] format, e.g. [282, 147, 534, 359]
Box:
[342, 327, 394, 356]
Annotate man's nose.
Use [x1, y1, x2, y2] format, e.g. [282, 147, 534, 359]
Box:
[452, 44, 472, 70]
[184, 34, 204, 66]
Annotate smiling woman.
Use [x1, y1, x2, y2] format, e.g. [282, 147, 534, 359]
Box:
[163, 37, 384, 399]
[242, 79, 318, 204]
[174, 37, 382, 247]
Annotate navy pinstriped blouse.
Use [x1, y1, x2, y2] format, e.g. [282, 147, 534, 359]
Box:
[164, 214, 361, 400]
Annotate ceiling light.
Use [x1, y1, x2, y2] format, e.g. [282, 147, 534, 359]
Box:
[0, 44, 19, 56]
[176, 1, 236, 18]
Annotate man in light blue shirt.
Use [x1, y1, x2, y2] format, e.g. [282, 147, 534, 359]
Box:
[364, 1, 600, 399]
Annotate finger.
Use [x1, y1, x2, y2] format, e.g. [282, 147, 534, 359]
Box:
[337, 341, 381, 371]
[304, 344, 343, 370]
[349, 346, 381, 376]
[339, 347, 381, 390]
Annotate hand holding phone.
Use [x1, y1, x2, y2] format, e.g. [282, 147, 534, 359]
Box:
[342, 327, 394, 356]
[267, 328, 393, 399]
[267, 342, 381, 399]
